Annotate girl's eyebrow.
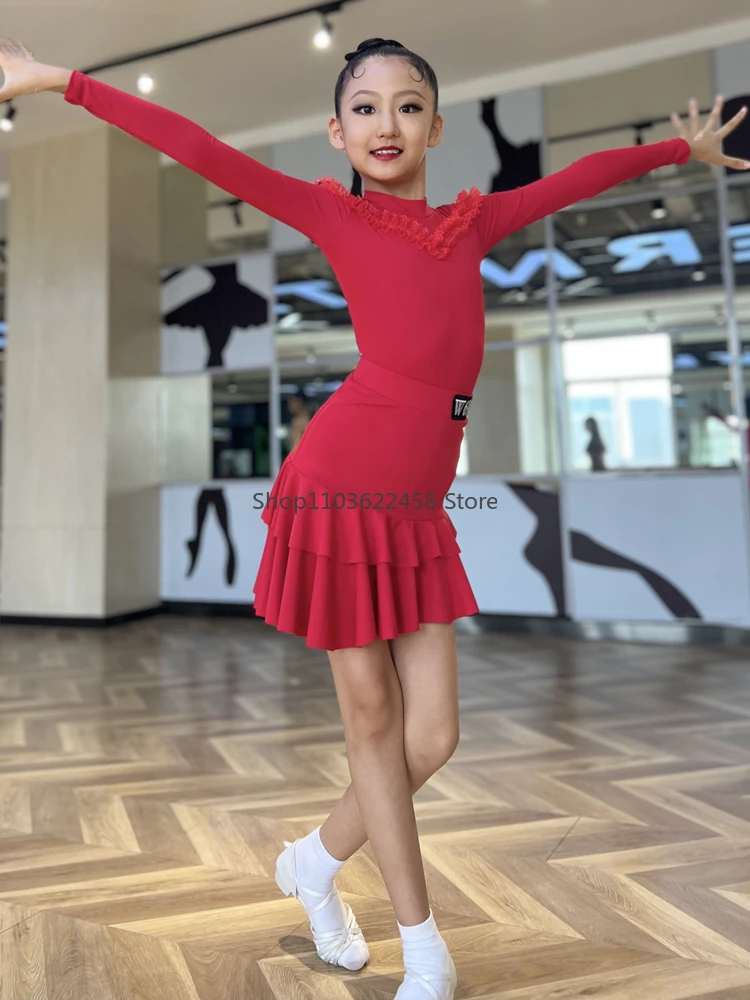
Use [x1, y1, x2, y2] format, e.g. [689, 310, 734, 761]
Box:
[349, 89, 425, 101]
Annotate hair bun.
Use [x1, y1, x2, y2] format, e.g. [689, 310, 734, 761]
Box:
[344, 37, 405, 62]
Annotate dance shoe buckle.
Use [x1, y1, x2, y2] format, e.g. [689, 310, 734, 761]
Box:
[451, 394, 471, 420]
[275, 838, 369, 969]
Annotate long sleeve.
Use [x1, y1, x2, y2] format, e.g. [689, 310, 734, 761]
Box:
[475, 137, 691, 254]
[64, 70, 350, 247]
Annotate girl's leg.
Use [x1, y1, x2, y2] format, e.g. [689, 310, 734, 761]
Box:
[327, 635, 429, 924]
[283, 624, 459, 995]
[321, 623, 459, 864]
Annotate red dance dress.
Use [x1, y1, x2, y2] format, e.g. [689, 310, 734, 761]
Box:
[65, 71, 691, 650]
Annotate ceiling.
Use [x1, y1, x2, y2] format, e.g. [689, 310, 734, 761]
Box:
[1, 0, 750, 188]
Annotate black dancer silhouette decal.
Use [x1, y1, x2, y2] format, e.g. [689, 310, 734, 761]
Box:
[508, 485, 701, 620]
[186, 488, 237, 586]
[480, 98, 542, 193]
[722, 95, 750, 174]
[162, 262, 268, 369]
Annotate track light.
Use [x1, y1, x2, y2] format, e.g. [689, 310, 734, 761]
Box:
[0, 102, 16, 133]
[650, 198, 668, 220]
[313, 3, 341, 49]
[692, 269, 707, 283]
[137, 74, 154, 95]
[313, 14, 334, 49]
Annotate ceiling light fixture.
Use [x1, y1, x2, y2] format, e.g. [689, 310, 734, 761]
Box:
[312, 3, 342, 50]
[313, 16, 333, 49]
[0, 102, 16, 133]
[650, 198, 668, 221]
[137, 74, 154, 94]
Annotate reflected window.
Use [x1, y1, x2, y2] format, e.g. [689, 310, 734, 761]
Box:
[561, 329, 742, 471]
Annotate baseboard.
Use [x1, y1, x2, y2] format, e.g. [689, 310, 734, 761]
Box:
[0, 605, 162, 628]
[467, 614, 750, 647]
[3, 604, 747, 647]
[160, 601, 258, 618]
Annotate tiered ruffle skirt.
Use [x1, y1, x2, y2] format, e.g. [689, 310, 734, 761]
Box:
[252, 361, 480, 650]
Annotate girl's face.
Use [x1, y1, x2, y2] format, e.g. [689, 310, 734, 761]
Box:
[329, 56, 442, 185]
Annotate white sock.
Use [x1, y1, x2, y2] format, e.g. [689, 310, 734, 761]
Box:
[396, 909, 455, 999]
[294, 826, 349, 936]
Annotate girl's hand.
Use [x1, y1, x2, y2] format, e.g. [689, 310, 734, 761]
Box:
[671, 95, 750, 170]
[0, 36, 71, 100]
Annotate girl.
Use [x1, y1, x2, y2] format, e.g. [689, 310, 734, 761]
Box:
[0, 34, 747, 1000]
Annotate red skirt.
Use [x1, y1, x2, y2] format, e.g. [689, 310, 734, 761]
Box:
[252, 357, 480, 650]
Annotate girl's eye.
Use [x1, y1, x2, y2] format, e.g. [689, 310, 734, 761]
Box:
[352, 103, 423, 114]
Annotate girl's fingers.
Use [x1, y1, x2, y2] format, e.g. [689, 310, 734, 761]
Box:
[671, 112, 687, 137]
[717, 106, 748, 139]
[689, 97, 700, 132]
[723, 156, 750, 170]
[705, 94, 723, 132]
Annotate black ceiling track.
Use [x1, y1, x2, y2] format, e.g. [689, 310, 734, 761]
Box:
[81, 0, 361, 75]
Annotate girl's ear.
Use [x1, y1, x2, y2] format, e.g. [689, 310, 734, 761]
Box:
[427, 112, 444, 149]
[329, 116, 346, 150]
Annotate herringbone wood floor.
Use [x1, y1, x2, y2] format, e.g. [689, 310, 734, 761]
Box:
[0, 618, 749, 998]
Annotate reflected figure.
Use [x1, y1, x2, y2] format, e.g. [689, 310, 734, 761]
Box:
[585, 416, 607, 472]
[163, 262, 268, 369]
[480, 97, 542, 193]
[288, 393, 311, 452]
[186, 488, 237, 586]
[509, 485, 702, 619]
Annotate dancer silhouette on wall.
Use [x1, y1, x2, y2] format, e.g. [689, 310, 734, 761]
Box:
[480, 97, 542, 194]
[186, 488, 237, 586]
[722, 95, 750, 174]
[163, 262, 268, 369]
[508, 485, 701, 620]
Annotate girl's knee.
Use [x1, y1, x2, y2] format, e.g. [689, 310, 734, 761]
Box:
[405, 723, 459, 779]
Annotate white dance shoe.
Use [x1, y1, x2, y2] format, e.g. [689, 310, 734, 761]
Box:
[395, 957, 458, 1000]
[275, 838, 369, 971]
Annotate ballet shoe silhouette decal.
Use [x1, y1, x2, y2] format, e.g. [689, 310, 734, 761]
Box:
[721, 95, 750, 174]
[508, 485, 702, 620]
[186, 488, 237, 586]
[480, 98, 542, 194]
[507, 485, 566, 614]
[163, 262, 268, 369]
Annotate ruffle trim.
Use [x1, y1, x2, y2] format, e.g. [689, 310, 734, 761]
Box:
[315, 177, 482, 259]
[252, 456, 480, 649]
[259, 455, 462, 565]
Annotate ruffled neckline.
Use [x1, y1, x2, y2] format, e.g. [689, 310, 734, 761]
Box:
[363, 188, 431, 218]
[315, 177, 483, 259]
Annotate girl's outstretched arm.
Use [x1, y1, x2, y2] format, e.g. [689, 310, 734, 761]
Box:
[0, 38, 349, 247]
[476, 96, 750, 254]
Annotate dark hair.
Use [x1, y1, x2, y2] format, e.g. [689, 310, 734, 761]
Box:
[334, 37, 438, 118]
